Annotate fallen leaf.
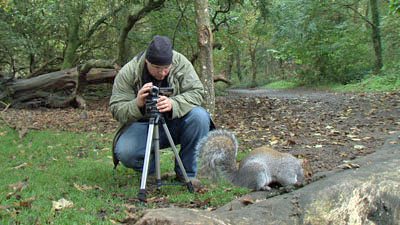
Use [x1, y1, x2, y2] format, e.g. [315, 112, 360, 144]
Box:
[270, 140, 279, 145]
[287, 139, 296, 145]
[6, 192, 16, 199]
[19, 197, 36, 208]
[351, 138, 361, 141]
[0, 205, 10, 211]
[224, 188, 233, 192]
[338, 163, 360, 169]
[52, 198, 74, 211]
[94, 185, 105, 191]
[8, 178, 29, 192]
[73, 183, 84, 192]
[354, 145, 366, 150]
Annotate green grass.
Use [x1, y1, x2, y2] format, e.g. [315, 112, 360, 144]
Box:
[260, 80, 299, 89]
[332, 74, 400, 92]
[0, 125, 249, 224]
[240, 74, 399, 92]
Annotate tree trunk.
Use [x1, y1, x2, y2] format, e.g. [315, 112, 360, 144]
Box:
[249, 37, 260, 88]
[116, 0, 166, 66]
[250, 49, 257, 88]
[226, 53, 234, 81]
[61, 5, 124, 70]
[369, 0, 383, 73]
[194, 0, 215, 117]
[236, 49, 242, 81]
[62, 17, 81, 70]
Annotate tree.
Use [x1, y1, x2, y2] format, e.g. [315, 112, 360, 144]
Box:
[268, 0, 376, 84]
[195, 0, 215, 116]
[369, 0, 383, 73]
[115, 0, 166, 66]
[61, 1, 124, 69]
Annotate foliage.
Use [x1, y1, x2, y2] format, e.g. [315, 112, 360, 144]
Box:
[390, 0, 400, 13]
[0, 0, 159, 76]
[268, 0, 373, 85]
[333, 73, 400, 92]
[381, 12, 400, 68]
[0, 0, 65, 77]
[0, 125, 249, 224]
[1, 0, 399, 89]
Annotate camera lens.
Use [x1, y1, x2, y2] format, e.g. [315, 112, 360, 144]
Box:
[149, 86, 159, 96]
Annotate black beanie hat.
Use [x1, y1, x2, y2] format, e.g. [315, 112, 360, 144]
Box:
[146, 35, 173, 66]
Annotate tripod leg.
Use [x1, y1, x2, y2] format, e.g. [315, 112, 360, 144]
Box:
[153, 124, 162, 184]
[138, 123, 155, 202]
[161, 123, 194, 192]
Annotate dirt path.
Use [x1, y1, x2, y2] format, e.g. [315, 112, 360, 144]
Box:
[229, 88, 338, 99]
[216, 88, 400, 174]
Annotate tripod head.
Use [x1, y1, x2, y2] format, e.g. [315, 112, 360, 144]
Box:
[145, 86, 173, 119]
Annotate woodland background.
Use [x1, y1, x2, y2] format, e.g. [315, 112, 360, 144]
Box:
[1, 0, 400, 112]
[1, 1, 400, 223]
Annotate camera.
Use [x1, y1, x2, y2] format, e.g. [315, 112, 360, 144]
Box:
[145, 86, 173, 117]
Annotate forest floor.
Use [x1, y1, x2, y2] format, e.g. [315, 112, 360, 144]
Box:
[2, 88, 400, 174]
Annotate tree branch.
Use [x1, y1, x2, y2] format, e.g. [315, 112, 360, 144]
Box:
[86, 5, 124, 40]
[342, 4, 374, 27]
[211, 0, 232, 32]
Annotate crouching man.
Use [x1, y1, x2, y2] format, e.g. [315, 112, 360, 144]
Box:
[109, 35, 212, 186]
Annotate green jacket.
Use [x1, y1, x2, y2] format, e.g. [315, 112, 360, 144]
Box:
[109, 50, 205, 167]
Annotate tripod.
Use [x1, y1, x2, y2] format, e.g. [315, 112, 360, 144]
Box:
[138, 112, 194, 202]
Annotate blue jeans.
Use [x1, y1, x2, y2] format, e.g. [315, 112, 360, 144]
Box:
[114, 106, 210, 178]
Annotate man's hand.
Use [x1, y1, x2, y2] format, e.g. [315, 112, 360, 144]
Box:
[137, 82, 153, 108]
[157, 95, 173, 112]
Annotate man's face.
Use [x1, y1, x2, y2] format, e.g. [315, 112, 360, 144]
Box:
[146, 59, 172, 80]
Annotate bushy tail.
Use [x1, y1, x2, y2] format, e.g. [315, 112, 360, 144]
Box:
[196, 129, 239, 183]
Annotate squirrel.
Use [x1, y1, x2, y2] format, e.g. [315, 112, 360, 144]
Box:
[196, 129, 313, 191]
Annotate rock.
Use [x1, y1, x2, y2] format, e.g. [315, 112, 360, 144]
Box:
[133, 132, 400, 225]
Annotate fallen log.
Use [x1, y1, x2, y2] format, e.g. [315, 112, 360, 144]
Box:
[0, 58, 228, 109]
[0, 60, 117, 109]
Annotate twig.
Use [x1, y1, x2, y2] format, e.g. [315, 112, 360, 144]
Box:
[0, 101, 12, 127]
[0, 101, 11, 112]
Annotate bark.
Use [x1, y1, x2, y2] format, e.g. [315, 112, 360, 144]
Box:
[369, 0, 383, 73]
[62, 17, 81, 70]
[249, 37, 260, 88]
[236, 49, 242, 81]
[194, 0, 215, 117]
[0, 60, 117, 109]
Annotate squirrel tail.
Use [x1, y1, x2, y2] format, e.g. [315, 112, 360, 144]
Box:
[196, 129, 239, 183]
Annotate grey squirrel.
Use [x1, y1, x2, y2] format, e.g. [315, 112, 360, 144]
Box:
[196, 129, 313, 191]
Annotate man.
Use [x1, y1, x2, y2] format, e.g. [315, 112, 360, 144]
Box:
[110, 35, 211, 185]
